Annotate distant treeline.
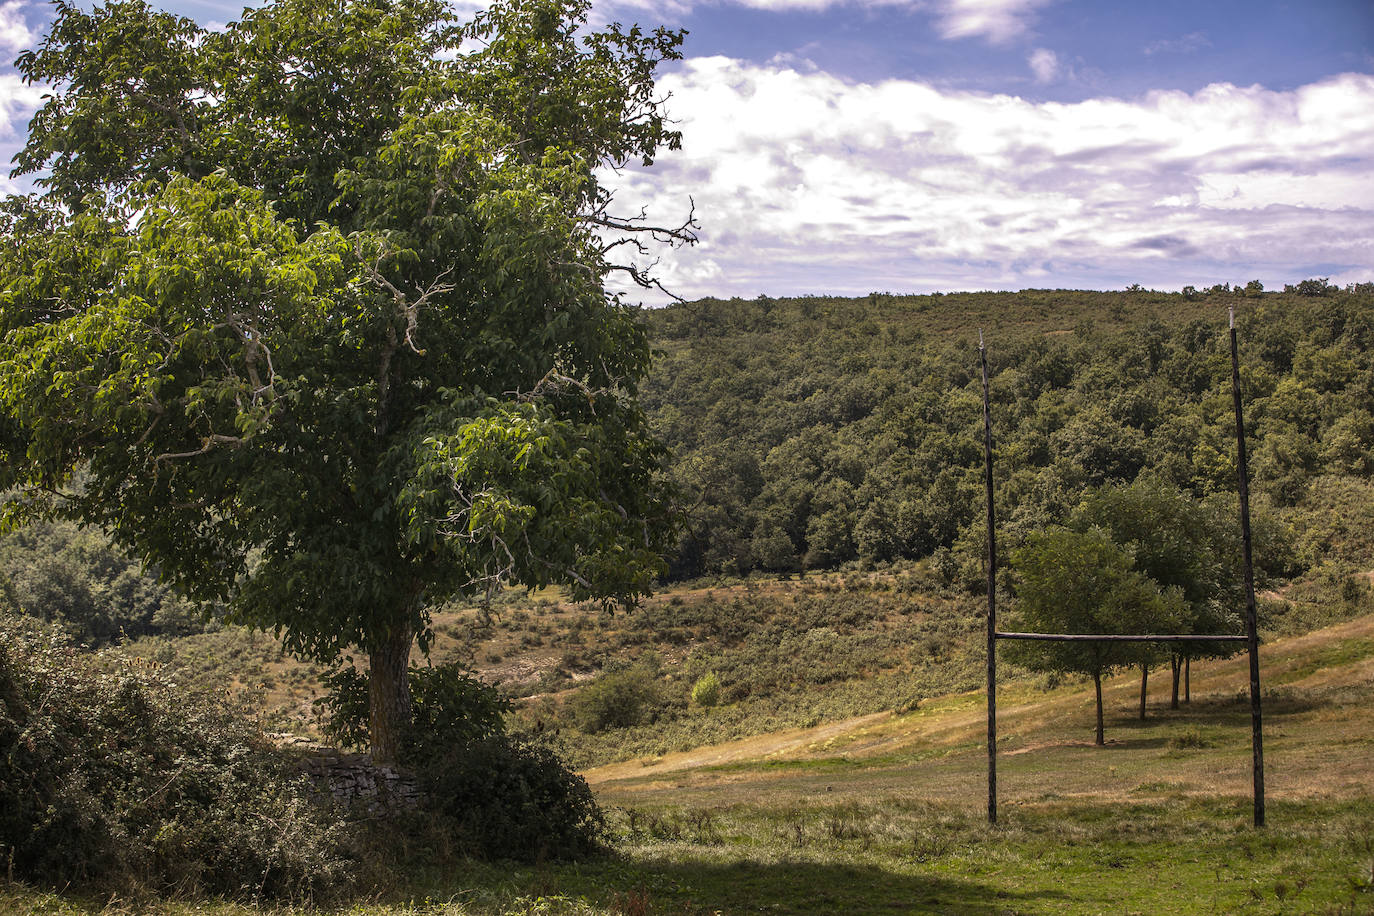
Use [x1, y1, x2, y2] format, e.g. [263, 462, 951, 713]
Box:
[0, 520, 219, 645]
[5, 283, 1372, 636]
[640, 284, 1374, 580]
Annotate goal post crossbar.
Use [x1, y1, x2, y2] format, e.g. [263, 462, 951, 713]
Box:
[994, 632, 1249, 643]
[979, 311, 1264, 828]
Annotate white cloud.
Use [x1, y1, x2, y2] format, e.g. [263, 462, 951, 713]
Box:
[0, 0, 33, 53]
[0, 73, 45, 137]
[597, 0, 1056, 45]
[598, 0, 915, 18]
[0, 74, 46, 196]
[604, 0, 1050, 43]
[603, 60, 1374, 302]
[929, 0, 1054, 45]
[1028, 47, 1057, 83]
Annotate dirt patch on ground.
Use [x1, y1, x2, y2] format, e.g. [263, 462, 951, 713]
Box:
[585, 712, 892, 785]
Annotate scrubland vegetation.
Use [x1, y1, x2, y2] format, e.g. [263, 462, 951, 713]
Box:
[4, 284, 1374, 912]
[3, 0, 1372, 907]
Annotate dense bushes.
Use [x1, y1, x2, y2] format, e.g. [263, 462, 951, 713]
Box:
[418, 735, 606, 862]
[570, 660, 667, 733]
[0, 613, 350, 903]
[0, 521, 218, 645]
[0, 605, 606, 903]
[316, 661, 607, 862]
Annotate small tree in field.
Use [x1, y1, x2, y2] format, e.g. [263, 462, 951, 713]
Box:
[0, 0, 689, 764]
[1008, 527, 1184, 745]
[1073, 479, 1239, 714]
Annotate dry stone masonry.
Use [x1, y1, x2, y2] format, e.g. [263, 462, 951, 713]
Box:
[273, 735, 423, 811]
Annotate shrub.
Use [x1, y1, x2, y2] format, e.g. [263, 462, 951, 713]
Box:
[570, 661, 665, 733]
[691, 671, 721, 707]
[416, 736, 606, 862]
[1168, 727, 1210, 749]
[316, 659, 605, 862]
[0, 613, 350, 903]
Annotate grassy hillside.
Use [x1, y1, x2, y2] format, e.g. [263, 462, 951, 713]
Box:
[104, 526, 1374, 768]
[12, 608, 1373, 914]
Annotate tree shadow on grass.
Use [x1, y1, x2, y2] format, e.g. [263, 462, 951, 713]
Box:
[1160, 691, 1326, 722]
[1091, 691, 1330, 741]
[628, 857, 1067, 915]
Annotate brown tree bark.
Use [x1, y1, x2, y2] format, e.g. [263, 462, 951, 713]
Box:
[1139, 662, 1149, 720]
[1093, 670, 1105, 746]
[368, 620, 415, 767]
[1170, 654, 1181, 710]
[1185, 657, 1191, 704]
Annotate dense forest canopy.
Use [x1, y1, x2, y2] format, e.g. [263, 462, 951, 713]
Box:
[640, 284, 1374, 582]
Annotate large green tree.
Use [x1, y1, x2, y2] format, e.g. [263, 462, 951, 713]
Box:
[0, 0, 689, 763]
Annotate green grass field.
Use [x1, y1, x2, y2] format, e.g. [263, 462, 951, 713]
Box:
[8, 606, 1372, 915]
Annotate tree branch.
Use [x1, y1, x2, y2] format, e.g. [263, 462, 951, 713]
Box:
[154, 433, 243, 463]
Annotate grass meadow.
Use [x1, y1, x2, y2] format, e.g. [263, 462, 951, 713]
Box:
[6, 603, 1372, 915]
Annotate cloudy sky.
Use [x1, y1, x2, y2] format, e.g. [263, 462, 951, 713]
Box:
[1, 0, 1372, 302]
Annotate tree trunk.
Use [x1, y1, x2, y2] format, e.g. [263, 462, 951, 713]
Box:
[1139, 663, 1149, 720]
[1185, 657, 1191, 704]
[368, 621, 415, 767]
[1170, 655, 1181, 710]
[1093, 670, 1104, 746]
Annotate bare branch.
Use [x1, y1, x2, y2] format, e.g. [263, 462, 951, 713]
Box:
[354, 236, 456, 358]
[585, 196, 698, 248]
[153, 433, 243, 464]
[604, 260, 690, 303]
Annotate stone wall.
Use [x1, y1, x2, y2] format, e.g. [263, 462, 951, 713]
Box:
[274, 736, 423, 811]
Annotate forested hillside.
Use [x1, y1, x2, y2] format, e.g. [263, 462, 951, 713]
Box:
[0, 520, 219, 644]
[11, 283, 1370, 651]
[641, 284, 1374, 583]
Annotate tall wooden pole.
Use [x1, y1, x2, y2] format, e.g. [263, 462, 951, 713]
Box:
[980, 331, 997, 825]
[1229, 306, 1266, 828]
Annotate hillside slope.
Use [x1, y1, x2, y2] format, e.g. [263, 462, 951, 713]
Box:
[586, 610, 1374, 808]
[640, 287, 1374, 582]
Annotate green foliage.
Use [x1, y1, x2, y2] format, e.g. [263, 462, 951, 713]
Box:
[1007, 528, 1184, 682]
[690, 670, 722, 707]
[1285, 277, 1339, 297]
[1, 0, 686, 760]
[315, 662, 509, 754]
[0, 520, 217, 645]
[571, 659, 666, 733]
[1008, 526, 1191, 742]
[416, 735, 606, 862]
[1071, 479, 1245, 662]
[642, 288, 1374, 582]
[0, 613, 349, 903]
[1290, 476, 1374, 566]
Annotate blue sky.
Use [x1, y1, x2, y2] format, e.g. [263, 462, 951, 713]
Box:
[666, 1, 1373, 99]
[2, 0, 1372, 301]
